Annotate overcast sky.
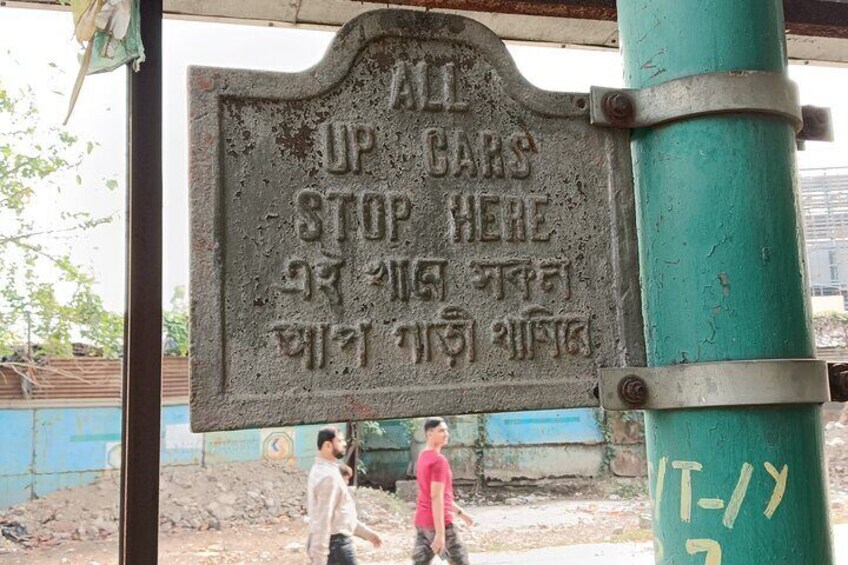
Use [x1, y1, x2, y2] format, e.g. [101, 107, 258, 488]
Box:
[1, 7, 846, 312]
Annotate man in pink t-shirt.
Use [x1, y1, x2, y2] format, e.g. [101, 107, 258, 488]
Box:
[412, 418, 474, 565]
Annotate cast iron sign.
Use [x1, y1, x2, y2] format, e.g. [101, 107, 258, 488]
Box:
[189, 9, 644, 431]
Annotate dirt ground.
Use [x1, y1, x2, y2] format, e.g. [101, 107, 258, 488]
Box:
[2, 492, 846, 565]
[0, 494, 654, 564]
[2, 411, 847, 564]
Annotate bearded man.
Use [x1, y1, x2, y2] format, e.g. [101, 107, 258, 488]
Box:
[307, 426, 382, 564]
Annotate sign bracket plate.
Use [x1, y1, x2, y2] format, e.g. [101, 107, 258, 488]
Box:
[599, 359, 830, 411]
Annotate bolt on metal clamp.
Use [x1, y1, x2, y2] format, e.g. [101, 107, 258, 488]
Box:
[617, 374, 648, 408]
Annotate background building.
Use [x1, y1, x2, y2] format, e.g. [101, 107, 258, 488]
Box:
[802, 167, 848, 312]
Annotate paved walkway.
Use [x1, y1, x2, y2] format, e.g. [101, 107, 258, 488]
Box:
[465, 543, 654, 564]
[468, 524, 848, 565]
[376, 524, 847, 564]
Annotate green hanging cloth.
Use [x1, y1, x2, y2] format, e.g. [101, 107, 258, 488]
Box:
[65, 0, 145, 124]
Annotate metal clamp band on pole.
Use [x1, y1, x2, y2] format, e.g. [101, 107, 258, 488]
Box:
[599, 359, 830, 411]
[590, 71, 803, 132]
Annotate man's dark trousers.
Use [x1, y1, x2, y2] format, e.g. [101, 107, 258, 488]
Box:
[327, 533, 357, 565]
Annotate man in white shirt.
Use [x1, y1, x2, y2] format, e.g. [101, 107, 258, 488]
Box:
[307, 426, 382, 565]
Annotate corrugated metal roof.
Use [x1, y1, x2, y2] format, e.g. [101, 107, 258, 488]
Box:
[0, 357, 189, 405]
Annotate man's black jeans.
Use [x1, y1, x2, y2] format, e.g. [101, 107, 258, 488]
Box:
[327, 533, 357, 565]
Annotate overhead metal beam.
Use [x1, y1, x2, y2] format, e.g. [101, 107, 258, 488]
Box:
[5, 0, 848, 63]
[379, 0, 848, 38]
[374, 0, 848, 63]
[375, 0, 617, 21]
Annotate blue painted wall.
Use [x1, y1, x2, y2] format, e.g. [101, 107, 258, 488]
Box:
[0, 405, 296, 509]
[486, 409, 603, 445]
[1, 405, 605, 508]
[0, 410, 34, 476]
[205, 428, 260, 464]
[0, 410, 34, 507]
[160, 405, 204, 466]
[34, 407, 122, 474]
[0, 475, 32, 509]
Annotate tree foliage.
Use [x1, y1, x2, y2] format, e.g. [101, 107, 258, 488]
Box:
[0, 81, 121, 360]
[163, 286, 189, 356]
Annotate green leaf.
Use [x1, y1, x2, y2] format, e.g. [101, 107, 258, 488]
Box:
[105, 179, 118, 191]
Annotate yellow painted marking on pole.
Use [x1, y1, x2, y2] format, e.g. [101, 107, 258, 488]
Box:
[686, 539, 722, 565]
[698, 498, 725, 510]
[764, 462, 788, 519]
[655, 457, 668, 521]
[672, 460, 702, 523]
[722, 462, 753, 529]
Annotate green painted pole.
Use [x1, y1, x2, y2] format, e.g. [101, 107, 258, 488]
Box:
[616, 1, 834, 563]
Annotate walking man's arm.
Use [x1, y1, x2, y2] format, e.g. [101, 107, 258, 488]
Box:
[453, 503, 475, 526]
[430, 481, 446, 555]
[354, 522, 383, 548]
[308, 476, 339, 565]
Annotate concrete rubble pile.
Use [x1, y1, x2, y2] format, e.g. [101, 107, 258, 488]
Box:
[826, 411, 848, 515]
[0, 461, 406, 547]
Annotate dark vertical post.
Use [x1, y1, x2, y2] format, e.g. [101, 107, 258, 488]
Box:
[119, 0, 163, 563]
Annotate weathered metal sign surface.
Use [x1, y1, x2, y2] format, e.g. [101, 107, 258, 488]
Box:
[189, 9, 644, 431]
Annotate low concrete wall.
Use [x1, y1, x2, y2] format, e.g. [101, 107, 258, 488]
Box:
[362, 408, 608, 489]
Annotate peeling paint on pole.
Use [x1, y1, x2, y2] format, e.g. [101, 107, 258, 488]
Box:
[189, 10, 644, 431]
